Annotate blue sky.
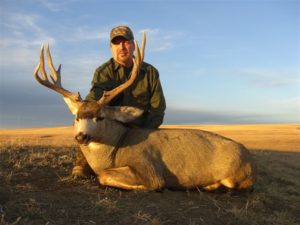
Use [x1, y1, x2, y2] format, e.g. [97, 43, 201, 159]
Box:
[0, 0, 299, 128]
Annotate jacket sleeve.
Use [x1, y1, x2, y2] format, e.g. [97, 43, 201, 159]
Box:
[143, 69, 166, 129]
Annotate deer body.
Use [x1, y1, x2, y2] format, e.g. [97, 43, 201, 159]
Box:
[77, 121, 254, 190]
[34, 33, 255, 191]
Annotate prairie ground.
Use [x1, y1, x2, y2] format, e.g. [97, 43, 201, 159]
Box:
[0, 124, 299, 225]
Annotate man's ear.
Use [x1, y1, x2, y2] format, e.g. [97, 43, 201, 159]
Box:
[63, 97, 81, 115]
[103, 106, 144, 123]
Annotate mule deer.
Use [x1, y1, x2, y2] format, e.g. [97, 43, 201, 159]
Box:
[34, 33, 255, 191]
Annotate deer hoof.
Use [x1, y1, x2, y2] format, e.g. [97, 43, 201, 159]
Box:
[72, 166, 87, 179]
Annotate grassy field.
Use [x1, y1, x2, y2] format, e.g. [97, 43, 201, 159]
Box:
[0, 124, 299, 225]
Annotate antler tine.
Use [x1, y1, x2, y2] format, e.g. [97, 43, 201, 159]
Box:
[140, 31, 146, 62]
[34, 44, 82, 102]
[39, 45, 48, 81]
[97, 32, 146, 107]
[34, 45, 51, 88]
[46, 44, 62, 87]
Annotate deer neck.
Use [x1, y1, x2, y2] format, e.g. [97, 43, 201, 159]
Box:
[100, 120, 129, 145]
[81, 122, 129, 174]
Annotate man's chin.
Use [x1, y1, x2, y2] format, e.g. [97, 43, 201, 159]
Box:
[119, 55, 129, 60]
[117, 57, 131, 66]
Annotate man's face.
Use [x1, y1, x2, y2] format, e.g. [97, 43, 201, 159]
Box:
[110, 37, 135, 67]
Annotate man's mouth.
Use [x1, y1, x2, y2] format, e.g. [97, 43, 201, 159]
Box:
[119, 51, 128, 56]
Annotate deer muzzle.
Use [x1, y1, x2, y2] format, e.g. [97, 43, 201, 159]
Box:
[75, 132, 92, 145]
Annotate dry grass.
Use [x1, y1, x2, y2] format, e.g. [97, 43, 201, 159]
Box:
[0, 127, 75, 147]
[0, 124, 299, 225]
[162, 124, 300, 152]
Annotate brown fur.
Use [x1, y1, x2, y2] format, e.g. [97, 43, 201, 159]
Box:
[70, 102, 256, 191]
[77, 101, 102, 119]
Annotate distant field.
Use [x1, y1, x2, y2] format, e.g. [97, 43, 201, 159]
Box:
[163, 124, 300, 152]
[0, 124, 299, 225]
[1, 124, 299, 151]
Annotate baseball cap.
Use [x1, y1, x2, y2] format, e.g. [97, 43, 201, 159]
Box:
[110, 26, 134, 42]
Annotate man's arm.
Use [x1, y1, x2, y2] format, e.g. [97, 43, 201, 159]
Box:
[143, 70, 166, 129]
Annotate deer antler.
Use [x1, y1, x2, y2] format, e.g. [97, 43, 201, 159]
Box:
[97, 32, 146, 107]
[34, 44, 82, 102]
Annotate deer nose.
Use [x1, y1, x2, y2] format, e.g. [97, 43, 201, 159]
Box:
[75, 132, 91, 144]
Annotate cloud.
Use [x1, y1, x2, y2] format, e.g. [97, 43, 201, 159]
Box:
[164, 107, 299, 125]
[269, 96, 300, 114]
[38, 0, 79, 12]
[0, 13, 55, 46]
[0, 77, 72, 128]
[138, 28, 184, 52]
[0, 12, 56, 71]
[0, 11, 118, 106]
[60, 52, 106, 96]
[62, 26, 109, 42]
[239, 68, 300, 88]
[3, 100, 297, 128]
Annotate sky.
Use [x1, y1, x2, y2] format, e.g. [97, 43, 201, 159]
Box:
[0, 0, 299, 128]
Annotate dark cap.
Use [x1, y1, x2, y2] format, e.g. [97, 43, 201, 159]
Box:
[110, 26, 134, 42]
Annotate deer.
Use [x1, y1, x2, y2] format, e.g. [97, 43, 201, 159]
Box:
[33, 33, 255, 191]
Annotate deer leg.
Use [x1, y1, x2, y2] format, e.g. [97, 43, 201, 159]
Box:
[72, 147, 95, 178]
[237, 177, 254, 190]
[220, 178, 235, 189]
[98, 166, 147, 190]
[203, 182, 221, 191]
[204, 178, 236, 191]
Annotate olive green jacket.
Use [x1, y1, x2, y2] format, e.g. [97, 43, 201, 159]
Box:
[85, 58, 166, 129]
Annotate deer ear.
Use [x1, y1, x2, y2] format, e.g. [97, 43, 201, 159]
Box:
[63, 97, 81, 115]
[103, 106, 144, 123]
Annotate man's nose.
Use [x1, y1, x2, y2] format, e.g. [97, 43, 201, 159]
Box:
[119, 41, 125, 48]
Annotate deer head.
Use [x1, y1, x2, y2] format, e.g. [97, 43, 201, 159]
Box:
[34, 33, 146, 144]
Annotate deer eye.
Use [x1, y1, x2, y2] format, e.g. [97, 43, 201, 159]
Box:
[96, 117, 104, 121]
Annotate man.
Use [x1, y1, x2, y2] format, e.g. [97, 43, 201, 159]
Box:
[72, 25, 166, 177]
[85, 25, 166, 128]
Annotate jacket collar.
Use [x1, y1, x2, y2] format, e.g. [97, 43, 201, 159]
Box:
[111, 58, 145, 72]
[111, 58, 121, 71]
